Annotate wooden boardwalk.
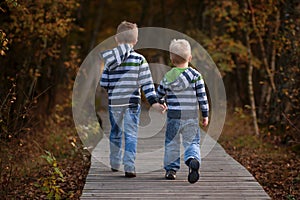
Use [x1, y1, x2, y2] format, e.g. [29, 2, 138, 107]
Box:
[81, 108, 270, 199]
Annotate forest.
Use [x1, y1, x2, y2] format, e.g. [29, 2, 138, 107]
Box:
[0, 0, 299, 199]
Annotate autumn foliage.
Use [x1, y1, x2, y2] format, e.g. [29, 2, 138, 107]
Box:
[0, 0, 299, 199]
[0, 0, 81, 139]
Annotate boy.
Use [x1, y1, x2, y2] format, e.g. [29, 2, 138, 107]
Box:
[157, 39, 209, 184]
[100, 21, 165, 178]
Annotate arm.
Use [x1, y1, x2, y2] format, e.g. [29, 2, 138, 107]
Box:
[138, 59, 167, 112]
[156, 80, 168, 113]
[100, 66, 109, 91]
[195, 75, 209, 127]
[138, 59, 158, 105]
[157, 81, 166, 100]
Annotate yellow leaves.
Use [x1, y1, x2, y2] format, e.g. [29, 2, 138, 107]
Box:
[37, 150, 66, 199]
[53, 160, 57, 168]
[6, 0, 19, 8]
[0, 50, 6, 56]
[2, 38, 8, 46]
[196, 34, 263, 72]
[282, 89, 289, 96]
[68, 136, 77, 148]
[29, 68, 41, 78]
[206, 0, 241, 26]
[6, 1, 77, 47]
[0, 30, 9, 56]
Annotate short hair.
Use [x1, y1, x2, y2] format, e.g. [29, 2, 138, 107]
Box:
[116, 21, 138, 44]
[169, 39, 191, 65]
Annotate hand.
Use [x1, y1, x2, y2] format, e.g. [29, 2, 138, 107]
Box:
[152, 103, 168, 114]
[202, 117, 209, 127]
[161, 103, 168, 114]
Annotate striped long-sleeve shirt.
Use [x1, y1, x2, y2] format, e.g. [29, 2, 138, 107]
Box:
[100, 44, 158, 107]
[157, 67, 209, 119]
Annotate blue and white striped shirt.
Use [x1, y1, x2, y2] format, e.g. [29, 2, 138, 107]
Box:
[100, 44, 158, 107]
[157, 67, 209, 119]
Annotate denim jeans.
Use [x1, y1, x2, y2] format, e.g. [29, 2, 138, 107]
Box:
[164, 118, 201, 171]
[108, 105, 141, 172]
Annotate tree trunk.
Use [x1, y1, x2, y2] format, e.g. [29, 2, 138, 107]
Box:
[245, 1, 259, 136]
[89, 1, 104, 51]
[269, 8, 281, 123]
[247, 0, 276, 121]
[246, 36, 260, 135]
[258, 84, 268, 123]
[247, 0, 276, 92]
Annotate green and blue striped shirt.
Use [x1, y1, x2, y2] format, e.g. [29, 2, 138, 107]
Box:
[157, 67, 209, 119]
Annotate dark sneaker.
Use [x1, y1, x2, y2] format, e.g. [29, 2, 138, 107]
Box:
[125, 172, 136, 178]
[111, 168, 119, 172]
[165, 170, 176, 180]
[188, 159, 200, 184]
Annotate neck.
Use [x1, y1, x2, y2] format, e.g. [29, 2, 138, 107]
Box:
[175, 62, 189, 68]
[118, 43, 134, 48]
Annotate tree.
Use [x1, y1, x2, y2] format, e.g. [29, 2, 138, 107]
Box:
[187, 0, 299, 137]
[244, 0, 260, 135]
[0, 0, 81, 139]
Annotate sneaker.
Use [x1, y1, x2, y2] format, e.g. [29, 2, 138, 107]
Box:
[111, 168, 119, 172]
[125, 172, 136, 178]
[188, 159, 200, 184]
[165, 170, 176, 180]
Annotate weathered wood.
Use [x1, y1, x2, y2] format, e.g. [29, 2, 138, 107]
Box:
[81, 109, 270, 199]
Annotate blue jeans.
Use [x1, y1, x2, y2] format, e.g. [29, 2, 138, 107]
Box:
[108, 105, 141, 172]
[164, 118, 201, 171]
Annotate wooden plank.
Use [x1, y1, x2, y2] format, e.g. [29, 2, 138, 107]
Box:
[81, 109, 270, 199]
[81, 193, 270, 199]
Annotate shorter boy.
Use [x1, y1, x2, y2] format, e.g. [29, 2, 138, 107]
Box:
[157, 39, 209, 183]
[100, 21, 166, 178]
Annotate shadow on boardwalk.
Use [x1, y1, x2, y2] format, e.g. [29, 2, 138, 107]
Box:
[81, 107, 270, 199]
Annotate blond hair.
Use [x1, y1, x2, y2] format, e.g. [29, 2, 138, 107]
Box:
[115, 21, 138, 44]
[169, 39, 191, 65]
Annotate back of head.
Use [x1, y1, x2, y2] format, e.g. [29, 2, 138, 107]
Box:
[116, 21, 138, 44]
[169, 39, 191, 65]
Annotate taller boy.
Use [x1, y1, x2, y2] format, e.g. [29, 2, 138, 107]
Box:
[100, 21, 165, 177]
[157, 39, 209, 183]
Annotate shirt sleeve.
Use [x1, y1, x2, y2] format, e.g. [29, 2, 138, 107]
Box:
[157, 79, 166, 99]
[195, 74, 209, 118]
[100, 66, 109, 90]
[138, 59, 158, 105]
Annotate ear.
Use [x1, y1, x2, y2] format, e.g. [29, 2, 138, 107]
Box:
[188, 55, 192, 62]
[132, 39, 138, 46]
[169, 56, 174, 64]
[114, 36, 119, 44]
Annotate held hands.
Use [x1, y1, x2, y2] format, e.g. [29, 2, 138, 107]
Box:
[152, 103, 168, 114]
[202, 117, 209, 127]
